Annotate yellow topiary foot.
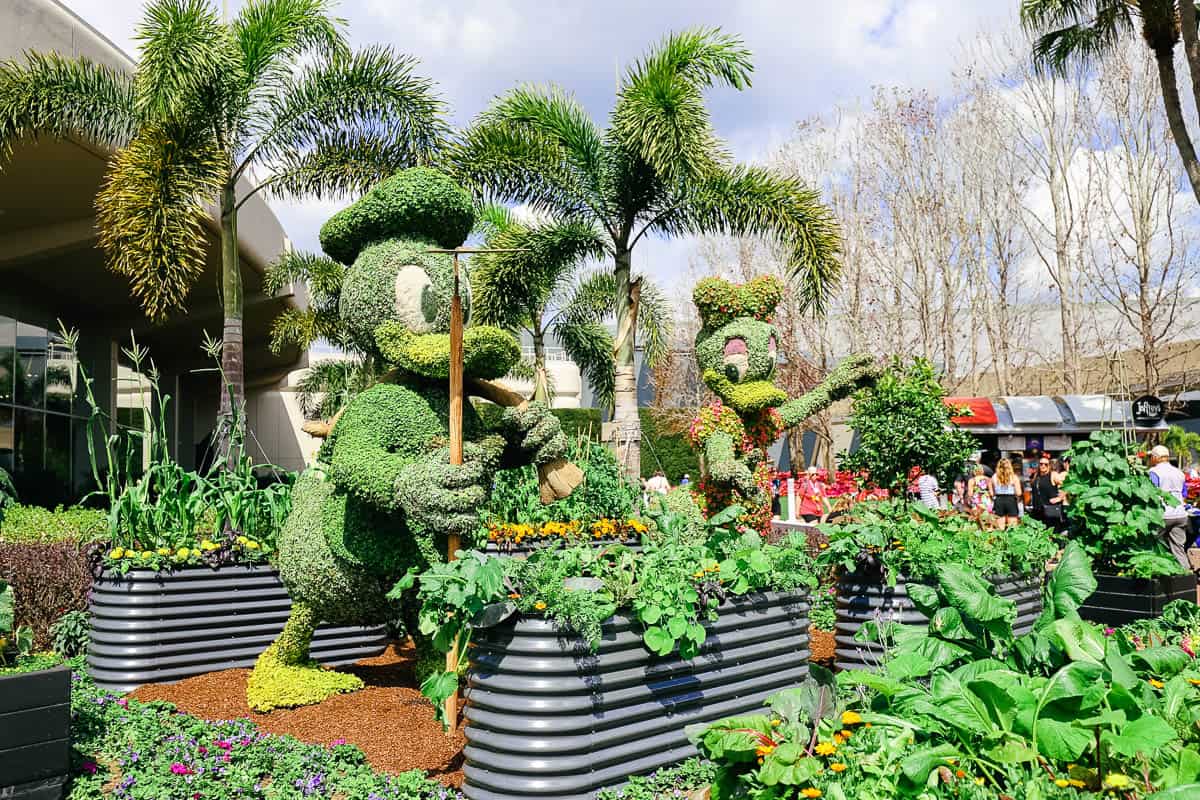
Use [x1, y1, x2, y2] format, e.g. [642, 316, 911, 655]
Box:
[245, 646, 363, 712]
[245, 600, 363, 712]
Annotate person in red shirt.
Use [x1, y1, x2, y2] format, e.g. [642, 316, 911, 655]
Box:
[797, 466, 828, 522]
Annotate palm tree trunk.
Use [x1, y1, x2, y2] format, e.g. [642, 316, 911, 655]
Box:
[532, 325, 549, 404]
[610, 245, 642, 480]
[1153, 44, 1200, 204]
[217, 183, 245, 470]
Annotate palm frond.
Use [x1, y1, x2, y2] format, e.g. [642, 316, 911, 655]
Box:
[233, 0, 347, 91]
[0, 52, 136, 159]
[268, 306, 344, 354]
[472, 217, 606, 330]
[255, 131, 430, 202]
[95, 120, 225, 321]
[556, 317, 615, 412]
[634, 279, 673, 369]
[612, 28, 750, 183]
[451, 112, 600, 223]
[263, 250, 345, 301]
[133, 0, 235, 119]
[662, 164, 842, 313]
[473, 201, 516, 238]
[297, 357, 375, 419]
[247, 45, 445, 181]
[1020, 0, 1134, 73]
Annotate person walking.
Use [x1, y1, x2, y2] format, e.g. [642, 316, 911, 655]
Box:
[1029, 455, 1064, 529]
[1149, 445, 1192, 571]
[991, 457, 1022, 529]
[645, 470, 670, 496]
[967, 464, 994, 515]
[915, 466, 941, 510]
[797, 466, 828, 522]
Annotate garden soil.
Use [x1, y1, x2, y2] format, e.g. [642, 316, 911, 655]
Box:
[129, 640, 466, 786]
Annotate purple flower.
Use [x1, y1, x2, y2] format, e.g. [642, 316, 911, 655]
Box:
[81, 760, 98, 775]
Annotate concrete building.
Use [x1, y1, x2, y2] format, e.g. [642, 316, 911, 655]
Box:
[0, 0, 309, 504]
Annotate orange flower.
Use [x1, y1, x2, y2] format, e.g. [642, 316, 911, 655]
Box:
[801, 790, 821, 799]
[830, 763, 847, 773]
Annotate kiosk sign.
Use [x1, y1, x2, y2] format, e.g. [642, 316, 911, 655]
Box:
[1132, 395, 1164, 426]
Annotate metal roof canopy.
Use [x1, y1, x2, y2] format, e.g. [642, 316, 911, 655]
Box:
[1001, 395, 1062, 425]
[1061, 394, 1127, 425]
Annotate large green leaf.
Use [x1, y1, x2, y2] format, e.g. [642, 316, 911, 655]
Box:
[1145, 785, 1200, 799]
[1134, 646, 1194, 678]
[899, 744, 960, 787]
[1156, 749, 1200, 790]
[938, 564, 1015, 624]
[1052, 617, 1106, 663]
[1038, 541, 1097, 624]
[1033, 716, 1093, 761]
[1103, 714, 1178, 759]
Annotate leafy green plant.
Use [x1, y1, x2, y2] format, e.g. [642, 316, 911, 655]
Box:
[595, 758, 716, 800]
[817, 499, 1056, 585]
[0, 580, 35, 665]
[0, 504, 108, 544]
[839, 358, 977, 493]
[834, 541, 1200, 797]
[48, 609, 89, 657]
[1062, 430, 1182, 577]
[401, 503, 816, 728]
[0, 466, 16, 524]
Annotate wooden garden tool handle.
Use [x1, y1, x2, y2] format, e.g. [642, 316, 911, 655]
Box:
[468, 378, 585, 504]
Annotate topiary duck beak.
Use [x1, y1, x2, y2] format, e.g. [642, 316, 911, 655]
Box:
[702, 369, 788, 414]
[374, 321, 520, 380]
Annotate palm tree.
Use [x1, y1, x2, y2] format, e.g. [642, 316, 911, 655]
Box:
[471, 205, 672, 408]
[452, 28, 841, 477]
[0, 0, 444, 466]
[1021, 0, 1200, 204]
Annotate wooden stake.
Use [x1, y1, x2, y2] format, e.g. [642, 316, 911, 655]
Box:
[444, 251, 464, 735]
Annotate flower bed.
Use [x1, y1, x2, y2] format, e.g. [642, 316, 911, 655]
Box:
[0, 664, 69, 800]
[482, 518, 645, 555]
[1079, 573, 1196, 626]
[462, 590, 810, 800]
[834, 572, 1043, 670]
[88, 565, 387, 693]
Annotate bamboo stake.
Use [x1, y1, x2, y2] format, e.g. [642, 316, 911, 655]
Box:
[444, 250, 464, 734]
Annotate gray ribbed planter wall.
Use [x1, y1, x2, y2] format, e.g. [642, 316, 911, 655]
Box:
[1080, 573, 1196, 626]
[836, 573, 1043, 671]
[0, 666, 69, 800]
[88, 565, 387, 694]
[463, 590, 810, 800]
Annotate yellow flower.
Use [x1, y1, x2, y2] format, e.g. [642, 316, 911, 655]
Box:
[109, 548, 124, 559]
[975, 777, 985, 785]
[0, 636, 7, 650]
[140, 550, 152, 559]
[176, 547, 190, 558]
[770, 719, 781, 727]
[534, 601, 547, 611]
[839, 729, 853, 739]
[1104, 774, 1132, 789]
[1149, 678, 1165, 689]
[508, 593, 521, 600]
[1189, 678, 1200, 687]
[756, 745, 775, 757]
[840, 711, 862, 726]
[693, 571, 705, 578]
[830, 763, 847, 773]
[121, 551, 134, 558]
[1068, 779, 1086, 788]
[1055, 779, 1069, 788]
[245, 541, 259, 550]
[157, 548, 170, 556]
[832, 733, 844, 745]
[801, 790, 821, 799]
[814, 742, 837, 756]
[236, 535, 248, 544]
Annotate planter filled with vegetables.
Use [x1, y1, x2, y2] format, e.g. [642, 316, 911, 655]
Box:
[691, 543, 1200, 799]
[403, 507, 815, 800]
[818, 500, 1053, 670]
[1062, 431, 1197, 625]
[0, 582, 70, 800]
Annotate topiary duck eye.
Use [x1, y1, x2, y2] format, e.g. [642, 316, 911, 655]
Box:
[723, 337, 749, 383]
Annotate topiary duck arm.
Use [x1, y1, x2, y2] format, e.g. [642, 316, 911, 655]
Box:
[778, 353, 880, 429]
[704, 430, 757, 495]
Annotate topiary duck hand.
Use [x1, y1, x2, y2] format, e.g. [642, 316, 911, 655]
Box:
[709, 458, 758, 496]
[395, 443, 491, 539]
[502, 401, 568, 466]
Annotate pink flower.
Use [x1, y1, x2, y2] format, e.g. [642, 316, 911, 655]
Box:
[81, 761, 98, 775]
[197, 745, 207, 756]
[1182, 635, 1195, 658]
[170, 763, 194, 775]
[331, 738, 348, 747]
[215, 740, 232, 750]
[116, 698, 128, 707]
[1104, 628, 1115, 637]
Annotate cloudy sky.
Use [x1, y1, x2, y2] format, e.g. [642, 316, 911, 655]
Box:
[63, 0, 1016, 278]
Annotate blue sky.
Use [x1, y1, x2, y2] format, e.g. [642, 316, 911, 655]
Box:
[66, 0, 1015, 279]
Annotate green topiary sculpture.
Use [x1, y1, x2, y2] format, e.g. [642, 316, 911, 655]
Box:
[247, 168, 569, 712]
[685, 276, 879, 533]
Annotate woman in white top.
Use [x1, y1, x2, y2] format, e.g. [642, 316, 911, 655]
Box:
[991, 457, 1022, 529]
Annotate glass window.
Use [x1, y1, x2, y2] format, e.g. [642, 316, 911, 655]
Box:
[44, 412, 71, 495]
[16, 322, 47, 409]
[0, 406, 12, 474]
[44, 328, 75, 414]
[0, 316, 13, 406]
[13, 408, 44, 501]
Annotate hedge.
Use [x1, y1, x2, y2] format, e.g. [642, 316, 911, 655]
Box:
[0, 540, 96, 649]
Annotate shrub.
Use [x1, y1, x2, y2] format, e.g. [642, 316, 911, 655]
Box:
[49, 609, 89, 657]
[0, 504, 108, 544]
[839, 358, 976, 492]
[640, 408, 701, 482]
[0, 539, 95, 649]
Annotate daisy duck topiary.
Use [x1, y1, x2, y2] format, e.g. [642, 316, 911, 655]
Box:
[686, 275, 879, 533]
[246, 168, 570, 712]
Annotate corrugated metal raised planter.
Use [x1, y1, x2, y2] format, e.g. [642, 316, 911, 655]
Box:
[836, 573, 1043, 671]
[1079, 573, 1196, 626]
[88, 565, 387, 694]
[463, 589, 810, 800]
[0, 666, 70, 800]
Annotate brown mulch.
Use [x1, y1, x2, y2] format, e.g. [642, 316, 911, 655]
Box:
[809, 626, 836, 664]
[129, 640, 466, 787]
